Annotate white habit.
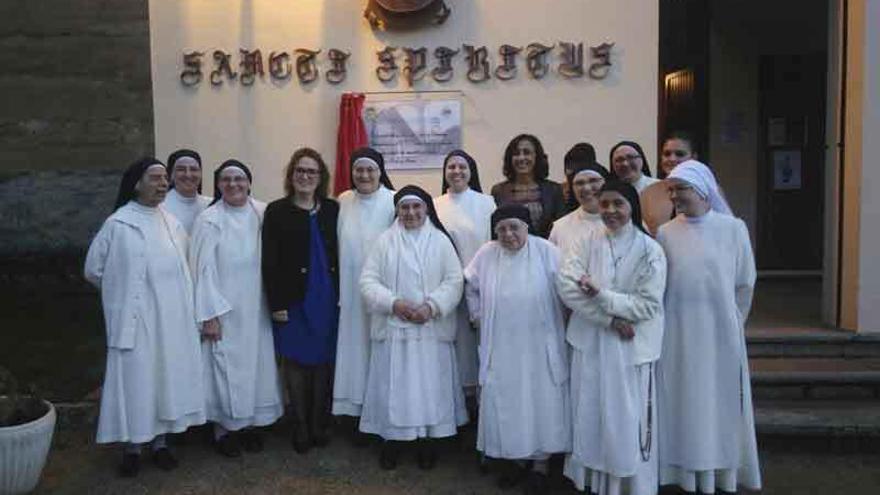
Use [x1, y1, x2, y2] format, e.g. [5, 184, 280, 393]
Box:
[557, 223, 667, 494]
[84, 202, 206, 444]
[465, 236, 571, 460]
[332, 186, 396, 417]
[549, 208, 605, 256]
[162, 188, 212, 234]
[656, 211, 761, 493]
[189, 198, 284, 432]
[358, 220, 467, 440]
[434, 187, 496, 389]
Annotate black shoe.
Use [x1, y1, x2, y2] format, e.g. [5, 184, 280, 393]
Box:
[496, 461, 526, 490]
[292, 426, 311, 454]
[118, 453, 140, 478]
[151, 448, 179, 471]
[312, 430, 331, 448]
[379, 442, 398, 470]
[523, 471, 549, 495]
[240, 430, 263, 453]
[416, 441, 437, 470]
[216, 433, 242, 458]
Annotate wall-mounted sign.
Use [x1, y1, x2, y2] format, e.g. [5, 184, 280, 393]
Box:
[363, 98, 461, 170]
[179, 41, 614, 87]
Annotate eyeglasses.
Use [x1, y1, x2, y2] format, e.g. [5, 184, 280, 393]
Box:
[613, 154, 643, 165]
[293, 168, 320, 177]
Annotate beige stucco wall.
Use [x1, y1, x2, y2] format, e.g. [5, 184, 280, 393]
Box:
[148, 0, 658, 198]
[855, 0, 880, 333]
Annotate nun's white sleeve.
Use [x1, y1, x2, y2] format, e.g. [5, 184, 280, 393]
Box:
[733, 219, 757, 325]
[360, 237, 396, 315]
[463, 247, 485, 323]
[556, 240, 613, 328]
[426, 238, 464, 319]
[189, 217, 232, 323]
[593, 243, 667, 323]
[84, 219, 114, 288]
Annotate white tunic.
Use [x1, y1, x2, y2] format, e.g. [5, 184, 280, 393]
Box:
[332, 186, 396, 417]
[162, 188, 212, 234]
[434, 188, 496, 389]
[189, 199, 284, 432]
[557, 223, 667, 494]
[465, 237, 570, 460]
[656, 211, 761, 493]
[84, 202, 205, 444]
[549, 208, 604, 256]
[632, 175, 660, 195]
[358, 220, 467, 440]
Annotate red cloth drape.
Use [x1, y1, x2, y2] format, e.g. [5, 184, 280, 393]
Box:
[333, 93, 368, 196]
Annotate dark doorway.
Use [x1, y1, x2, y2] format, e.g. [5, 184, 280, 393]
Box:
[658, 0, 710, 160]
[757, 54, 826, 270]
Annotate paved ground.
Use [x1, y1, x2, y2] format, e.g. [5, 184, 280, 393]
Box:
[34, 422, 880, 494]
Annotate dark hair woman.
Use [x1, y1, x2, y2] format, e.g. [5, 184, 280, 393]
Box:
[262, 147, 340, 454]
[489, 134, 566, 238]
[659, 131, 699, 179]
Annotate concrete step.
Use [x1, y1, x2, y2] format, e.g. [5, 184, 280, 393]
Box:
[755, 400, 880, 437]
[749, 357, 880, 400]
[746, 329, 880, 358]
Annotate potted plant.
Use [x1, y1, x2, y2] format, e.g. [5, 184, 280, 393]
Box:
[0, 366, 56, 494]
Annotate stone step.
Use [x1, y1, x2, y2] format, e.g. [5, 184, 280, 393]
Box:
[754, 400, 880, 437]
[749, 357, 880, 400]
[746, 329, 880, 358]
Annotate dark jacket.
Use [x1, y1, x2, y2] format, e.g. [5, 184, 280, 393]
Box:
[490, 180, 566, 238]
[261, 197, 339, 313]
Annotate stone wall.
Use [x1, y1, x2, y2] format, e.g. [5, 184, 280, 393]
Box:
[0, 0, 153, 257]
[0, 0, 154, 401]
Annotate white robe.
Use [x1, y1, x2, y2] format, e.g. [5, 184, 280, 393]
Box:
[189, 199, 284, 432]
[162, 188, 212, 235]
[464, 237, 570, 460]
[656, 211, 761, 493]
[332, 186, 396, 417]
[434, 188, 496, 389]
[84, 202, 205, 444]
[358, 220, 467, 440]
[632, 175, 660, 195]
[557, 223, 667, 494]
[549, 208, 604, 256]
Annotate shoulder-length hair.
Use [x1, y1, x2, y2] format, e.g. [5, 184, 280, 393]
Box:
[284, 147, 330, 198]
[502, 134, 549, 182]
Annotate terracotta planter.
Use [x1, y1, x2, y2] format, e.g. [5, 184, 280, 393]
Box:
[0, 399, 56, 494]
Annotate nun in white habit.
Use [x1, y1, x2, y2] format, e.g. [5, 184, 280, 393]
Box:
[464, 204, 571, 492]
[162, 149, 212, 234]
[359, 185, 467, 470]
[557, 179, 667, 495]
[84, 157, 205, 477]
[189, 160, 283, 457]
[332, 148, 396, 429]
[656, 160, 760, 494]
[434, 149, 496, 393]
[549, 161, 610, 255]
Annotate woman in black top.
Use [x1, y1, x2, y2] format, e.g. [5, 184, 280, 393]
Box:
[262, 147, 339, 454]
[489, 134, 565, 238]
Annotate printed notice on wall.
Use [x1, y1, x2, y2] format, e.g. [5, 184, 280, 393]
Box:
[773, 149, 802, 190]
[363, 98, 462, 170]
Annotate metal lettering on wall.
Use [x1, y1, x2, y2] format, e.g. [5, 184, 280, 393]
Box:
[179, 41, 615, 87]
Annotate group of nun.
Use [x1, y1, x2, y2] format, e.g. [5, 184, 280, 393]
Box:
[85, 132, 761, 495]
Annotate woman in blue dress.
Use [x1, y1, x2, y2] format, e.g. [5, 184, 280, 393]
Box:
[262, 148, 339, 454]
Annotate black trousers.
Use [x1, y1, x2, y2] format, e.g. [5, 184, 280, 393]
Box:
[282, 357, 333, 436]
